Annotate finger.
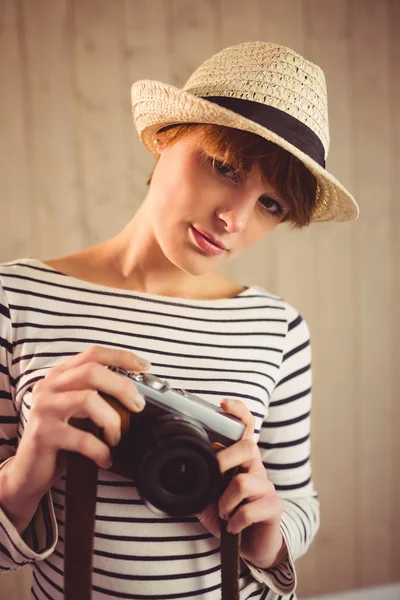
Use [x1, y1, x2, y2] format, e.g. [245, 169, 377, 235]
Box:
[226, 496, 282, 535]
[56, 421, 114, 470]
[44, 362, 146, 413]
[64, 389, 123, 447]
[195, 502, 221, 539]
[32, 388, 123, 448]
[52, 450, 68, 484]
[220, 399, 255, 439]
[46, 345, 151, 378]
[218, 472, 271, 520]
[217, 438, 265, 475]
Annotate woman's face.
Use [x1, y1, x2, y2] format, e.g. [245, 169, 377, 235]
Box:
[144, 130, 289, 277]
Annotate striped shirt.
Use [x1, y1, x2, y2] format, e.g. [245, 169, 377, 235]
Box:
[0, 257, 319, 600]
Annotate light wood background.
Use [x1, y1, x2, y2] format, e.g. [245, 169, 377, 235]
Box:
[0, 0, 399, 598]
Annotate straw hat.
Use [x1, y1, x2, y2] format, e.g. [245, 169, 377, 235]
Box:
[131, 41, 359, 222]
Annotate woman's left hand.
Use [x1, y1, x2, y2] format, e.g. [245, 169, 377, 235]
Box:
[195, 398, 287, 569]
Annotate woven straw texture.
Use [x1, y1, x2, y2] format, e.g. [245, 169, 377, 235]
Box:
[131, 42, 359, 223]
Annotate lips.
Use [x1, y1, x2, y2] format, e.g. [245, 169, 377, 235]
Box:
[190, 226, 227, 256]
[193, 227, 227, 250]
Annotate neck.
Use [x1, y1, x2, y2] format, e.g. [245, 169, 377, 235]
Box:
[94, 210, 231, 300]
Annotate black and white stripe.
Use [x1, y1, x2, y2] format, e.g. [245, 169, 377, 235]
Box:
[0, 257, 319, 599]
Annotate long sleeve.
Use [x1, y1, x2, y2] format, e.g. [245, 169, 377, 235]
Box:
[243, 301, 320, 595]
[0, 281, 57, 573]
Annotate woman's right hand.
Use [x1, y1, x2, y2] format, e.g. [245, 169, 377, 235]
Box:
[0, 345, 151, 526]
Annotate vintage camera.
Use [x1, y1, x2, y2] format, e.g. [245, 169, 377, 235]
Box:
[93, 367, 245, 517]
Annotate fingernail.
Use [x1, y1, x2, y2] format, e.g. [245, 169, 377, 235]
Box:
[225, 399, 236, 406]
[135, 392, 146, 410]
[131, 384, 146, 410]
[138, 357, 151, 369]
[103, 457, 113, 469]
[112, 431, 121, 446]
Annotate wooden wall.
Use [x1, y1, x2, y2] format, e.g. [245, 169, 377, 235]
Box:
[0, 0, 399, 598]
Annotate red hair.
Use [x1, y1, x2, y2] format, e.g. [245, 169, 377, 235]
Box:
[150, 124, 318, 228]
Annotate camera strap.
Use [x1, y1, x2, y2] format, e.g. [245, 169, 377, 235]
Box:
[64, 452, 240, 600]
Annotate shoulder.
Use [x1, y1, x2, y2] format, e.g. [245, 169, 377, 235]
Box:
[0, 257, 53, 308]
[0, 256, 37, 287]
[248, 285, 302, 318]
[249, 285, 310, 339]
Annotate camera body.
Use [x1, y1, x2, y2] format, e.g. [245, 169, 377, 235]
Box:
[95, 367, 245, 516]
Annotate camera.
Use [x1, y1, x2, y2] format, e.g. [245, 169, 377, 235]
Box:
[93, 367, 245, 517]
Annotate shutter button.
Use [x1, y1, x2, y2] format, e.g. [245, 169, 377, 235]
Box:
[142, 373, 170, 392]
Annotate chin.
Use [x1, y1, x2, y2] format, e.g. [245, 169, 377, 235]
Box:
[176, 257, 213, 277]
[166, 247, 216, 277]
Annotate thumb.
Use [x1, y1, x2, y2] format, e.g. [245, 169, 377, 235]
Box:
[195, 502, 221, 539]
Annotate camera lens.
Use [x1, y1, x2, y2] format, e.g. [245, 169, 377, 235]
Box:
[134, 417, 222, 516]
[159, 456, 199, 496]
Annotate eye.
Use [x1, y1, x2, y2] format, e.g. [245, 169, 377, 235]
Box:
[259, 196, 286, 217]
[211, 158, 241, 183]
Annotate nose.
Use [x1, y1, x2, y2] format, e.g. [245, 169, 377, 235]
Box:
[215, 198, 255, 233]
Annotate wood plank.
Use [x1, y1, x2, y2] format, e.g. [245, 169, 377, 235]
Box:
[121, 0, 173, 218]
[220, 0, 260, 47]
[72, 0, 128, 244]
[259, 0, 305, 51]
[170, 0, 219, 87]
[302, 0, 357, 595]
[0, 0, 35, 261]
[21, 0, 84, 258]
[388, 0, 400, 582]
[350, 0, 393, 587]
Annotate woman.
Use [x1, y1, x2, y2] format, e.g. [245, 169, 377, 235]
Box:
[0, 42, 358, 599]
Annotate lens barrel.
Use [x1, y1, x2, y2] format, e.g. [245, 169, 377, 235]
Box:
[134, 417, 222, 516]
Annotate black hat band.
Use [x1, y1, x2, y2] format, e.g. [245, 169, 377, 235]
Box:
[201, 96, 326, 169]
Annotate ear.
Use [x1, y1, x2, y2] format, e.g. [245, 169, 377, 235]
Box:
[153, 137, 168, 154]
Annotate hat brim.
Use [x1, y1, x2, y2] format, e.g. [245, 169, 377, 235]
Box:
[131, 80, 359, 223]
